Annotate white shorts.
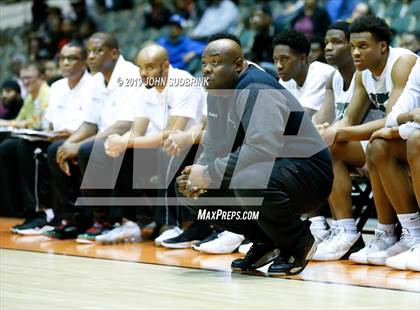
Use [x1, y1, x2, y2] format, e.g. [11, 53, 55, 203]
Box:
[361, 140, 369, 153]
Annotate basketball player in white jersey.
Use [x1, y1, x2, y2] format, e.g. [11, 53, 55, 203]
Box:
[273, 29, 336, 121]
[324, 21, 356, 123]
[359, 59, 419, 271]
[309, 21, 364, 260]
[318, 16, 417, 263]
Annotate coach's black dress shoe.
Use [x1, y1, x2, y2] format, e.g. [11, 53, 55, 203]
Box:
[268, 233, 316, 276]
[231, 242, 280, 271]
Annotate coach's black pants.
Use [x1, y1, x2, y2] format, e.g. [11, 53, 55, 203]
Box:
[48, 140, 87, 222]
[0, 137, 51, 218]
[179, 149, 333, 253]
[76, 139, 178, 226]
[162, 144, 202, 227]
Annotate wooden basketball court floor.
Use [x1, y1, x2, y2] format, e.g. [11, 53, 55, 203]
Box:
[1, 218, 419, 309]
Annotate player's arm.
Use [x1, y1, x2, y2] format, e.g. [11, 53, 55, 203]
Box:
[397, 110, 418, 125]
[385, 55, 418, 115]
[304, 107, 317, 118]
[337, 55, 417, 141]
[334, 72, 375, 141]
[313, 75, 335, 125]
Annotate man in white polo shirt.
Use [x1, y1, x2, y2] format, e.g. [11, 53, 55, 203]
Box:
[45, 49, 92, 133]
[9, 42, 93, 235]
[47, 33, 143, 242]
[101, 44, 207, 245]
[18, 41, 93, 238]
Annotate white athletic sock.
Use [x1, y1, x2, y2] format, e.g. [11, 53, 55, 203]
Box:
[397, 212, 420, 237]
[336, 218, 357, 234]
[309, 216, 328, 229]
[44, 208, 54, 223]
[376, 223, 396, 236]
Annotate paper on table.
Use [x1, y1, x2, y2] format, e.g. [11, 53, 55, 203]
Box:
[0, 126, 13, 132]
[11, 129, 68, 141]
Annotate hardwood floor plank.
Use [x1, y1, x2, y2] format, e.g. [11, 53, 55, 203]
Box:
[1, 249, 419, 310]
[1, 217, 419, 293]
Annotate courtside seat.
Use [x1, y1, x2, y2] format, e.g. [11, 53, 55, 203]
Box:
[349, 166, 375, 233]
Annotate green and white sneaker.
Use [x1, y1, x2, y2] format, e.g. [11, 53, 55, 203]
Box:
[76, 222, 111, 244]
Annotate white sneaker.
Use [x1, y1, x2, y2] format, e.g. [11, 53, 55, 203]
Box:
[96, 221, 141, 244]
[238, 241, 253, 254]
[349, 229, 397, 264]
[310, 226, 337, 257]
[317, 225, 338, 243]
[194, 231, 245, 254]
[310, 223, 331, 244]
[385, 249, 412, 270]
[368, 229, 417, 266]
[310, 226, 331, 244]
[312, 226, 363, 261]
[16, 225, 54, 235]
[155, 226, 183, 246]
[405, 243, 420, 272]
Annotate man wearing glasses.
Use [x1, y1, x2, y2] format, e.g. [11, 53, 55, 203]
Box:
[0, 61, 50, 219]
[0, 62, 49, 129]
[2, 42, 93, 235]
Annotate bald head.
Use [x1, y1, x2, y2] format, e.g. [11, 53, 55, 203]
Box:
[205, 39, 243, 64]
[136, 44, 170, 89]
[137, 44, 169, 65]
[202, 38, 246, 90]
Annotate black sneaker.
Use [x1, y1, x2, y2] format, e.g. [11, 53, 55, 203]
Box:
[161, 221, 213, 249]
[11, 218, 32, 233]
[268, 232, 317, 276]
[42, 220, 86, 240]
[231, 242, 280, 271]
[11, 212, 52, 235]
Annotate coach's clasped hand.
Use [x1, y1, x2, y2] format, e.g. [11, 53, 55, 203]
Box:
[105, 133, 129, 158]
[177, 165, 211, 199]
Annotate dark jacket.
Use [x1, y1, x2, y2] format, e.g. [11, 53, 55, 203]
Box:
[199, 65, 327, 187]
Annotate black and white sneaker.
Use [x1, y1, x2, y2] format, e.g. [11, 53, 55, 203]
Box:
[193, 231, 245, 254]
[11, 219, 32, 233]
[268, 232, 317, 276]
[161, 221, 213, 249]
[12, 212, 53, 235]
[231, 242, 280, 271]
[191, 230, 221, 251]
[238, 239, 253, 254]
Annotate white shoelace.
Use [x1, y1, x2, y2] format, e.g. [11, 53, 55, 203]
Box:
[323, 226, 339, 244]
